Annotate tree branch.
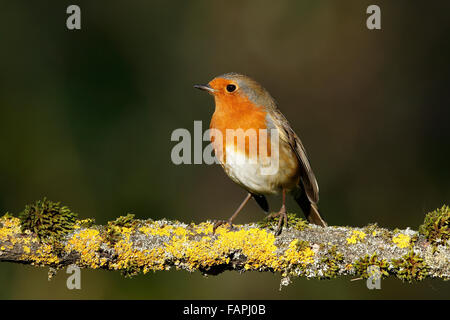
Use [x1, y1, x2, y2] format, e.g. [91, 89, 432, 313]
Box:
[1, 206, 449, 285]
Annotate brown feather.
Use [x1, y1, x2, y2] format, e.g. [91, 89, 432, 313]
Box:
[265, 108, 319, 204]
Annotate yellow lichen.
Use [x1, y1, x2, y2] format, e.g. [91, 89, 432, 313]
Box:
[30, 243, 59, 265]
[65, 229, 102, 268]
[0, 216, 340, 276]
[109, 224, 168, 274]
[158, 225, 314, 272]
[282, 239, 315, 267]
[0, 217, 21, 242]
[138, 226, 151, 235]
[392, 233, 411, 249]
[346, 230, 367, 244]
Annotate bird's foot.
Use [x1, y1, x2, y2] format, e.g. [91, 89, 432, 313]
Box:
[267, 205, 288, 236]
[212, 219, 234, 234]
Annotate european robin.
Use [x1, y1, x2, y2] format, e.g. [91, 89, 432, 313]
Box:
[194, 73, 327, 235]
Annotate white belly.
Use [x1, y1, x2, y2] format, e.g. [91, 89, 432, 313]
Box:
[220, 144, 298, 195]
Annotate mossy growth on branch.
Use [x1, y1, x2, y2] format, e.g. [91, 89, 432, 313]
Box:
[104, 213, 139, 245]
[19, 198, 77, 241]
[77, 218, 95, 228]
[0, 213, 14, 227]
[109, 213, 138, 228]
[419, 205, 449, 245]
[392, 249, 430, 282]
[353, 253, 390, 279]
[319, 245, 345, 279]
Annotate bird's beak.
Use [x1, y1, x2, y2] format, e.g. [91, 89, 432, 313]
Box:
[194, 84, 215, 94]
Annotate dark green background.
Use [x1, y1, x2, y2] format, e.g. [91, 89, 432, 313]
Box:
[0, 1, 449, 299]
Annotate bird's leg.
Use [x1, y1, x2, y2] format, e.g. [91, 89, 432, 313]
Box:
[213, 193, 252, 233]
[266, 189, 288, 235]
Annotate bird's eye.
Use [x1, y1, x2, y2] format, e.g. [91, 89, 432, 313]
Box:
[226, 84, 236, 92]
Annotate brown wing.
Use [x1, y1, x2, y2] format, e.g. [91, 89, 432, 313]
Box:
[266, 108, 320, 204]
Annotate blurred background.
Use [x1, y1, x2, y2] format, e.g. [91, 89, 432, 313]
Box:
[0, 0, 449, 299]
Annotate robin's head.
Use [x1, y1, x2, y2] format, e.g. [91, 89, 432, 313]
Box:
[194, 73, 275, 110]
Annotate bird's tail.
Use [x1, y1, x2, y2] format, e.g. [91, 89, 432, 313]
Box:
[293, 188, 327, 227]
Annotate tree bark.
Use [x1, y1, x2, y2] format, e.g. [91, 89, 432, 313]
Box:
[0, 214, 449, 285]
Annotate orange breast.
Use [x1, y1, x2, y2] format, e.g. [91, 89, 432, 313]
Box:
[210, 94, 271, 163]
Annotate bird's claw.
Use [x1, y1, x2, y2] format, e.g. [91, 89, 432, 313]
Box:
[212, 219, 234, 233]
[267, 207, 288, 236]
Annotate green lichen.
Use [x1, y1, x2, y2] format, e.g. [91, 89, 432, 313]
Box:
[363, 223, 378, 235]
[109, 213, 138, 228]
[0, 213, 14, 228]
[48, 238, 66, 259]
[294, 240, 311, 251]
[104, 214, 138, 245]
[120, 260, 142, 278]
[104, 225, 122, 245]
[77, 218, 95, 228]
[353, 253, 389, 279]
[1, 212, 14, 219]
[419, 205, 449, 245]
[19, 198, 77, 241]
[392, 249, 430, 282]
[257, 213, 309, 231]
[362, 223, 392, 239]
[319, 245, 344, 279]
